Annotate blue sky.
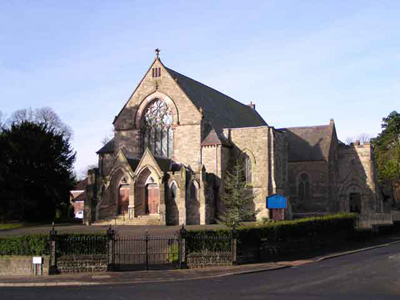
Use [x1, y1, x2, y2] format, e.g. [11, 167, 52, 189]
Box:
[1, 0, 399, 174]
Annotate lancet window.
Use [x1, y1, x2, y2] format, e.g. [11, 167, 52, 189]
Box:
[141, 99, 173, 158]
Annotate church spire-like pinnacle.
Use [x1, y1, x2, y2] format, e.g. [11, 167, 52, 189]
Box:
[155, 48, 161, 59]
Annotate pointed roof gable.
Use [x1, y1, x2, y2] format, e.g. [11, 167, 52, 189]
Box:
[201, 129, 230, 147]
[164, 67, 267, 131]
[135, 148, 169, 177]
[283, 122, 333, 162]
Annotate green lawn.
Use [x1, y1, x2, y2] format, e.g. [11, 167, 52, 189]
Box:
[0, 223, 23, 231]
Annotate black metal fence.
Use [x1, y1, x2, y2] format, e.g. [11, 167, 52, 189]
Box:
[48, 225, 235, 274]
[113, 234, 179, 270]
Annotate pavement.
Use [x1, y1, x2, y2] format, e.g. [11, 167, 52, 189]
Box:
[2, 239, 400, 288]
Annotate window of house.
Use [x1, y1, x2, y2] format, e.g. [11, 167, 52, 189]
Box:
[298, 172, 310, 202]
[141, 99, 173, 158]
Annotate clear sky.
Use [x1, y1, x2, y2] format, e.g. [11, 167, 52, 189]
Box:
[1, 0, 399, 175]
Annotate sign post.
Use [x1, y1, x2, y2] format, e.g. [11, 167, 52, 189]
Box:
[266, 194, 287, 221]
[32, 256, 43, 275]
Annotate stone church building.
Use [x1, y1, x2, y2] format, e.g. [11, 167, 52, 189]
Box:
[85, 51, 382, 225]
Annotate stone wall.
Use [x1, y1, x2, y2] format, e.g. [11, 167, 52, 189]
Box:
[187, 253, 232, 268]
[289, 161, 331, 213]
[57, 255, 107, 273]
[0, 256, 49, 276]
[223, 126, 270, 220]
[338, 142, 382, 213]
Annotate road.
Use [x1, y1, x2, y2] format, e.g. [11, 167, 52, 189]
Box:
[3, 242, 400, 299]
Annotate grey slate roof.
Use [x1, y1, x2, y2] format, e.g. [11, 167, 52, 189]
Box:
[97, 138, 114, 154]
[284, 125, 332, 162]
[201, 129, 230, 147]
[127, 155, 180, 173]
[127, 158, 140, 171]
[165, 67, 267, 131]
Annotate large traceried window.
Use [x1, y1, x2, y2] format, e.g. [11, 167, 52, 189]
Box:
[141, 99, 173, 158]
[298, 172, 311, 203]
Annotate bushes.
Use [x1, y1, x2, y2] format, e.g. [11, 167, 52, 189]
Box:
[0, 233, 107, 256]
[0, 235, 49, 255]
[186, 213, 357, 251]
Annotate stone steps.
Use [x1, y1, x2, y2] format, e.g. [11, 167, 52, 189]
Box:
[93, 215, 162, 226]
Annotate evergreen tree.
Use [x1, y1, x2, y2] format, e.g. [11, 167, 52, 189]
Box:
[220, 159, 257, 231]
[372, 111, 400, 183]
[0, 121, 76, 221]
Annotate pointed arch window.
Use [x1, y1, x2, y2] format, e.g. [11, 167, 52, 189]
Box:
[298, 173, 311, 203]
[141, 99, 173, 158]
[240, 152, 253, 184]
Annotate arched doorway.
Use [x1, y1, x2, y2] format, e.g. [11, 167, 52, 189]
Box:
[115, 175, 130, 216]
[135, 168, 160, 216]
[118, 183, 130, 215]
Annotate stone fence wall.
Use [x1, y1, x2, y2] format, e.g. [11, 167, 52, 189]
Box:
[0, 255, 49, 276]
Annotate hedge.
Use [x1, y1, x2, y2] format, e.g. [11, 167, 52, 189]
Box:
[0, 233, 107, 256]
[0, 235, 49, 256]
[185, 213, 357, 251]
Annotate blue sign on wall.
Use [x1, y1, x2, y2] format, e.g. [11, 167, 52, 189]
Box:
[266, 194, 287, 209]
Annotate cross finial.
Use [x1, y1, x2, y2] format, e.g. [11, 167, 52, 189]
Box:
[155, 48, 161, 58]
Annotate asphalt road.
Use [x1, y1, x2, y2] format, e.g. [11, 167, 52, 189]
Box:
[3, 243, 400, 299]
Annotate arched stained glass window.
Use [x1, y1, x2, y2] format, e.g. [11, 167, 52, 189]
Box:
[298, 173, 310, 203]
[141, 99, 173, 158]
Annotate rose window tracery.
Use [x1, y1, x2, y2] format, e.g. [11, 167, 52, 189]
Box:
[141, 100, 173, 158]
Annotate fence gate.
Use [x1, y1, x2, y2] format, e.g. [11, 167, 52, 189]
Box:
[113, 234, 179, 271]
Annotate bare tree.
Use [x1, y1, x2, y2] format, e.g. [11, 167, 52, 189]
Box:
[345, 137, 354, 145]
[9, 108, 35, 124]
[345, 134, 372, 145]
[34, 107, 73, 139]
[101, 127, 114, 145]
[77, 164, 98, 180]
[8, 107, 72, 140]
[0, 110, 6, 129]
[357, 133, 371, 144]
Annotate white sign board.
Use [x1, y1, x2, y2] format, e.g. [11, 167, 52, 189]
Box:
[32, 256, 42, 264]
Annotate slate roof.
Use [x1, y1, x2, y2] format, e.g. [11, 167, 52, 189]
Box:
[165, 67, 267, 131]
[97, 138, 115, 154]
[284, 125, 332, 162]
[201, 129, 230, 147]
[127, 158, 140, 171]
[74, 178, 88, 191]
[126, 155, 180, 173]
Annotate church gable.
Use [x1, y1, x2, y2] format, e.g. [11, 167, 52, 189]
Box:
[284, 123, 333, 162]
[113, 55, 203, 131]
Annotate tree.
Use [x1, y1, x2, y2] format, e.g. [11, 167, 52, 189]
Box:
[372, 111, 400, 183]
[0, 111, 6, 129]
[0, 121, 76, 221]
[8, 107, 72, 140]
[220, 159, 257, 231]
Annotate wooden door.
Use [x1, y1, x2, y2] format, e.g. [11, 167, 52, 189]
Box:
[147, 184, 159, 214]
[119, 185, 130, 214]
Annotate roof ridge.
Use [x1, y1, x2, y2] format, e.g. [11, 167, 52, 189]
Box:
[283, 124, 330, 130]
